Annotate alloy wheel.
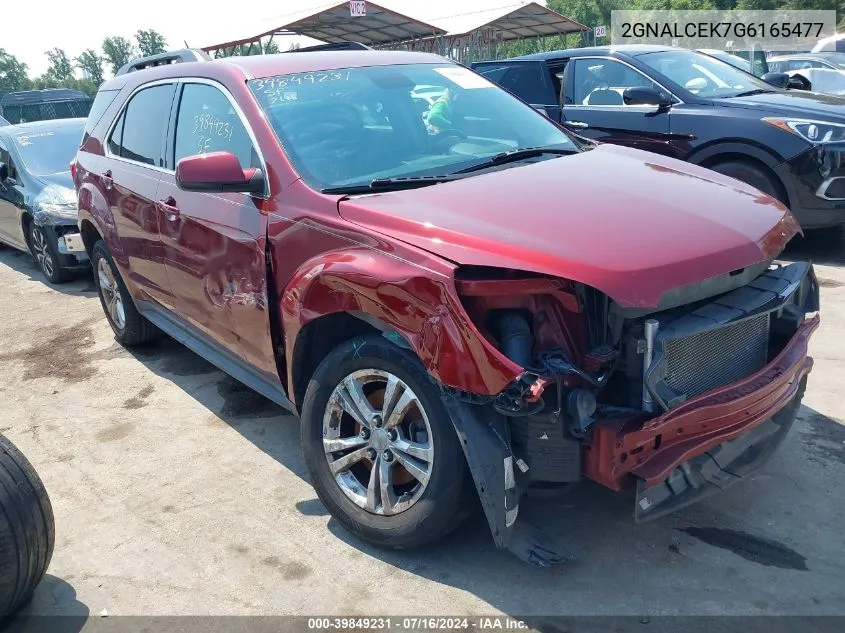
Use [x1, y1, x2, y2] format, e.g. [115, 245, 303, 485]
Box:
[31, 228, 55, 278]
[323, 369, 434, 516]
[96, 257, 126, 330]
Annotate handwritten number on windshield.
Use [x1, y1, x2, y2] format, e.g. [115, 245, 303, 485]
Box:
[252, 71, 351, 93]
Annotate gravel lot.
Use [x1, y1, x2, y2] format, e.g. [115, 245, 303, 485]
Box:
[1, 232, 844, 619]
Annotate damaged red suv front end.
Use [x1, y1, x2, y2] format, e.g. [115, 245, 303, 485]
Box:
[341, 142, 820, 564]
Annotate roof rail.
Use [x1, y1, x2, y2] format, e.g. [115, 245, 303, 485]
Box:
[286, 42, 374, 53]
[115, 49, 211, 76]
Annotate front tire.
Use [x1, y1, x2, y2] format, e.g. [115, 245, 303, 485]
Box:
[0, 434, 54, 620]
[28, 224, 71, 284]
[91, 240, 158, 346]
[301, 335, 473, 549]
[709, 160, 786, 205]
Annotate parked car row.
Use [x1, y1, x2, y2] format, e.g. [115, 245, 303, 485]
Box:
[0, 44, 823, 566]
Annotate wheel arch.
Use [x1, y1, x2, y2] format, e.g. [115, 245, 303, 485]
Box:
[687, 141, 792, 207]
[76, 181, 123, 264]
[290, 312, 390, 414]
[79, 218, 103, 258]
[279, 252, 521, 410]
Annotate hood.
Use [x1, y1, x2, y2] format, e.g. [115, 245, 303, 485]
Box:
[35, 171, 73, 190]
[338, 144, 798, 308]
[721, 89, 845, 120]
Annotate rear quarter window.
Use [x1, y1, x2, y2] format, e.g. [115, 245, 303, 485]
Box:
[476, 64, 552, 105]
[84, 89, 121, 136]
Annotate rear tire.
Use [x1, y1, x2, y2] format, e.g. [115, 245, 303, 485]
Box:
[709, 160, 786, 205]
[0, 434, 55, 619]
[301, 335, 474, 549]
[91, 240, 159, 346]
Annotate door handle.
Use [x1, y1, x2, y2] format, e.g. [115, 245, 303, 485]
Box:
[102, 170, 113, 190]
[156, 197, 180, 220]
[563, 121, 589, 129]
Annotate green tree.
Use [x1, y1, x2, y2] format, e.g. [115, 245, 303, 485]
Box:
[0, 49, 31, 93]
[102, 36, 136, 74]
[135, 29, 167, 57]
[76, 49, 104, 86]
[45, 48, 74, 82]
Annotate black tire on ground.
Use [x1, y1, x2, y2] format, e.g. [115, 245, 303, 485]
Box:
[301, 335, 474, 549]
[91, 239, 159, 346]
[28, 224, 72, 284]
[0, 434, 54, 620]
[805, 224, 844, 243]
[709, 160, 786, 205]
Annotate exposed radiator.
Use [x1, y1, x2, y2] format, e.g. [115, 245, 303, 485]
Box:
[662, 313, 770, 400]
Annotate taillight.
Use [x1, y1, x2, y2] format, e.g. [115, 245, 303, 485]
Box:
[70, 159, 77, 183]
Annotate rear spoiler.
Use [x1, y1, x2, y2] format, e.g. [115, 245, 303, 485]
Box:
[115, 49, 211, 76]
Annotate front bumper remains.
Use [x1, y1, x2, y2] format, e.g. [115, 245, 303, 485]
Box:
[445, 261, 818, 565]
[634, 373, 806, 522]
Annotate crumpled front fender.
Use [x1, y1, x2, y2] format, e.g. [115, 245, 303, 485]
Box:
[280, 248, 523, 398]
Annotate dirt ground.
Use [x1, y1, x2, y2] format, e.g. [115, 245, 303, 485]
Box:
[1, 232, 844, 619]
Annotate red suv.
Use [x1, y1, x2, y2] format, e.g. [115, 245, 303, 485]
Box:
[74, 46, 819, 565]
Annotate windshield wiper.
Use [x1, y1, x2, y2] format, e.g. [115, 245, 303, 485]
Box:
[731, 88, 777, 97]
[321, 175, 460, 195]
[450, 146, 577, 175]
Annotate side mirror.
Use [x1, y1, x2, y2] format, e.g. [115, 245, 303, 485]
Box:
[0, 162, 8, 183]
[175, 151, 265, 195]
[622, 86, 673, 107]
[761, 72, 790, 88]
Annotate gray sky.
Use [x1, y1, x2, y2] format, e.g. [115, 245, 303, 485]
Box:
[2, 0, 537, 77]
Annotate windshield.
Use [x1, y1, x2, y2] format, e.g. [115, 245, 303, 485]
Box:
[12, 124, 83, 176]
[638, 49, 774, 98]
[249, 63, 577, 190]
[706, 52, 751, 73]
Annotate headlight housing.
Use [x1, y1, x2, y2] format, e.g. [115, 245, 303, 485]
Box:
[32, 184, 78, 224]
[762, 117, 845, 144]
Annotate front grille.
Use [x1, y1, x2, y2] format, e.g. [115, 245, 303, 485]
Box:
[663, 313, 770, 400]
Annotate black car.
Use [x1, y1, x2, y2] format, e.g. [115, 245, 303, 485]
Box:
[472, 45, 845, 231]
[0, 118, 89, 282]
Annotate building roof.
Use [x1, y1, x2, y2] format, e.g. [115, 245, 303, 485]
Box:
[268, 1, 445, 47]
[202, 2, 587, 53]
[440, 2, 587, 39]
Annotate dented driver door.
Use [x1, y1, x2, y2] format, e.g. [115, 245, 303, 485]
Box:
[155, 80, 279, 383]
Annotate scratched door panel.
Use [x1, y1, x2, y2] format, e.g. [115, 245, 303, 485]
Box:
[109, 162, 173, 307]
[105, 82, 177, 308]
[156, 182, 276, 376]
